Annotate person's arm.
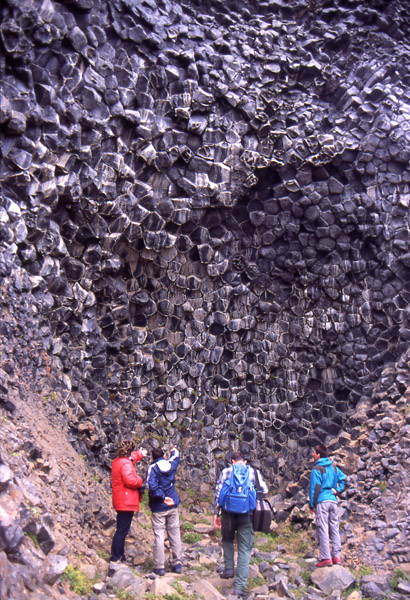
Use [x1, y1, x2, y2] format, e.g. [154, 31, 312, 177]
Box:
[131, 448, 148, 463]
[213, 467, 230, 524]
[309, 468, 321, 512]
[252, 468, 269, 494]
[213, 472, 224, 515]
[120, 461, 144, 489]
[168, 448, 180, 474]
[213, 471, 223, 529]
[169, 447, 180, 462]
[335, 468, 346, 495]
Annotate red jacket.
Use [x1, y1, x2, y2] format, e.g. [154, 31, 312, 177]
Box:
[111, 450, 144, 511]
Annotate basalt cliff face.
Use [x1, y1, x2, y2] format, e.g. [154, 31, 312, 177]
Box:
[1, 0, 410, 597]
[2, 0, 410, 474]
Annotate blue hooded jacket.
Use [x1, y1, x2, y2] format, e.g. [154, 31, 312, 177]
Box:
[309, 457, 346, 509]
[147, 449, 181, 513]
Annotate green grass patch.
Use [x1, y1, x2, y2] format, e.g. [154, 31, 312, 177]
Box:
[61, 564, 99, 595]
[24, 532, 40, 547]
[375, 481, 388, 493]
[196, 516, 212, 525]
[390, 568, 409, 590]
[192, 562, 217, 574]
[247, 575, 265, 590]
[144, 579, 203, 600]
[254, 530, 279, 552]
[342, 565, 375, 596]
[353, 565, 374, 578]
[143, 556, 154, 571]
[299, 565, 312, 585]
[250, 556, 264, 565]
[114, 587, 135, 600]
[269, 522, 314, 556]
[182, 532, 202, 544]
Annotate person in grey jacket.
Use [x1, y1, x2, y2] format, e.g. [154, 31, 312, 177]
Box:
[146, 445, 182, 576]
[309, 444, 346, 567]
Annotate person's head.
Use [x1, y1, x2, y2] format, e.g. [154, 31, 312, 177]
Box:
[313, 444, 329, 460]
[152, 447, 164, 461]
[117, 440, 135, 457]
[231, 451, 246, 464]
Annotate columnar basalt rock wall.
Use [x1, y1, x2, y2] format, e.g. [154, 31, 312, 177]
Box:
[1, 0, 410, 478]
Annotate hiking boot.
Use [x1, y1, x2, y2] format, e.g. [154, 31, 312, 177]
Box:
[153, 568, 165, 576]
[316, 559, 333, 568]
[171, 564, 182, 574]
[234, 589, 245, 597]
[332, 557, 342, 565]
[220, 568, 234, 579]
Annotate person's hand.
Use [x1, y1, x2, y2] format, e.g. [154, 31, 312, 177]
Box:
[213, 514, 221, 529]
[332, 488, 337, 495]
[309, 508, 315, 515]
[164, 497, 175, 506]
[139, 448, 148, 457]
[170, 446, 178, 453]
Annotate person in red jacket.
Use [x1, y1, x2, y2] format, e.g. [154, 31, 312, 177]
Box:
[110, 439, 147, 562]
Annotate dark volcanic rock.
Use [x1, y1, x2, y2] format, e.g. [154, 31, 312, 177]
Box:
[1, 0, 410, 577]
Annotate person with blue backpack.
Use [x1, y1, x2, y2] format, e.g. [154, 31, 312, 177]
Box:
[213, 451, 269, 597]
[309, 444, 346, 567]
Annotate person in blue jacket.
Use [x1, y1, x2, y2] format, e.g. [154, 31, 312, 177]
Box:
[309, 444, 346, 568]
[146, 445, 182, 576]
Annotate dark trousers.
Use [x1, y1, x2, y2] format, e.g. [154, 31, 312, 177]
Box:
[221, 510, 254, 592]
[110, 511, 134, 561]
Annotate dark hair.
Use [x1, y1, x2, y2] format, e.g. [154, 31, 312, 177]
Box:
[314, 444, 329, 458]
[152, 447, 164, 461]
[231, 451, 245, 462]
[117, 440, 135, 457]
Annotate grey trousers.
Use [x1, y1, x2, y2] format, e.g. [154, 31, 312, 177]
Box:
[315, 501, 341, 560]
[151, 507, 182, 569]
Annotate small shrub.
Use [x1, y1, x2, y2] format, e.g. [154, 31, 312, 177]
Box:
[390, 568, 408, 590]
[181, 521, 194, 532]
[354, 565, 374, 578]
[255, 531, 278, 552]
[344, 564, 374, 594]
[375, 481, 388, 493]
[143, 556, 154, 571]
[247, 576, 265, 590]
[114, 587, 135, 600]
[181, 532, 201, 544]
[144, 580, 200, 600]
[300, 566, 312, 585]
[61, 564, 98, 595]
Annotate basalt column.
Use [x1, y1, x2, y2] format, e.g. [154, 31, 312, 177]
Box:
[1, 0, 410, 478]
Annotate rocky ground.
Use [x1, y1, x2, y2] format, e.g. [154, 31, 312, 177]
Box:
[1, 0, 410, 597]
[1, 334, 409, 600]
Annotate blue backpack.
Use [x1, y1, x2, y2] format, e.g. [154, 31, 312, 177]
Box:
[218, 464, 257, 514]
